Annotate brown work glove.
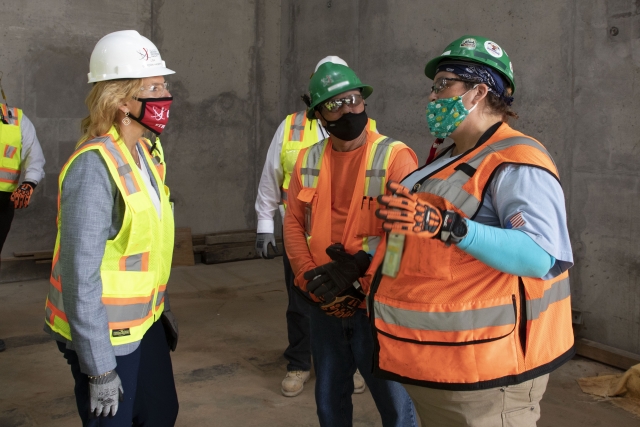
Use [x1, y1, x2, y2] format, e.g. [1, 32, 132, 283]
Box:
[11, 182, 35, 209]
[320, 285, 366, 318]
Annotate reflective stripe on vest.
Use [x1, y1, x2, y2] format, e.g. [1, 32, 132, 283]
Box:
[45, 128, 175, 346]
[0, 105, 22, 191]
[370, 126, 574, 390]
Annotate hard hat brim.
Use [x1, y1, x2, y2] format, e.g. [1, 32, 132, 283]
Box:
[88, 66, 176, 83]
[424, 53, 515, 93]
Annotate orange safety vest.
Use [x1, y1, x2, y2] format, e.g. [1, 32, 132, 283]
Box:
[369, 123, 574, 390]
[296, 130, 415, 270]
[280, 111, 377, 209]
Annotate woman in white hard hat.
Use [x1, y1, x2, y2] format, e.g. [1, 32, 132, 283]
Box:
[44, 30, 179, 426]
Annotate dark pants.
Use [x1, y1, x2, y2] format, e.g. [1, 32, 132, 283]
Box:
[0, 191, 15, 262]
[57, 320, 179, 427]
[310, 306, 417, 427]
[282, 247, 312, 372]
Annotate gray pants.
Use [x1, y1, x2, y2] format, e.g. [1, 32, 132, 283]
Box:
[404, 374, 549, 427]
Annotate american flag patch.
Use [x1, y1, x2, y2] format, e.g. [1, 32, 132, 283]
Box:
[506, 212, 526, 229]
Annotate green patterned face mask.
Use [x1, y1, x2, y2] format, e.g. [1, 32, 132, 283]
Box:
[426, 86, 477, 138]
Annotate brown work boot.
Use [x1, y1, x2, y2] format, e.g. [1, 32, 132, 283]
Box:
[281, 370, 311, 397]
[353, 369, 366, 394]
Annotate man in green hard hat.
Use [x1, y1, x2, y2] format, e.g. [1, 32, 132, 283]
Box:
[284, 62, 419, 426]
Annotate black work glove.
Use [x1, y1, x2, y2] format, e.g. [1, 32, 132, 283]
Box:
[160, 311, 178, 351]
[320, 285, 366, 318]
[302, 244, 371, 303]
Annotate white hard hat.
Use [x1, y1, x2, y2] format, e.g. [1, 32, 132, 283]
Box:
[88, 30, 175, 83]
[314, 56, 348, 72]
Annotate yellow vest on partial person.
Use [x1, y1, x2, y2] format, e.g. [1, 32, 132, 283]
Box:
[45, 126, 175, 346]
[0, 104, 24, 192]
[279, 110, 377, 209]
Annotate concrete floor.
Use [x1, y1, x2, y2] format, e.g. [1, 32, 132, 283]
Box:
[0, 259, 638, 427]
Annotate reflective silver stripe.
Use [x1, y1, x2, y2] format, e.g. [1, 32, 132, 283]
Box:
[102, 139, 139, 195]
[366, 137, 397, 197]
[124, 254, 143, 271]
[76, 135, 110, 151]
[417, 137, 555, 216]
[365, 170, 386, 178]
[0, 169, 19, 183]
[290, 112, 306, 141]
[156, 290, 165, 306]
[300, 168, 320, 177]
[374, 300, 515, 332]
[6, 108, 19, 125]
[47, 283, 65, 310]
[465, 137, 555, 171]
[45, 306, 53, 320]
[105, 301, 154, 323]
[422, 178, 480, 217]
[302, 141, 326, 188]
[527, 276, 571, 321]
[152, 156, 161, 166]
[4, 146, 16, 158]
[51, 261, 61, 282]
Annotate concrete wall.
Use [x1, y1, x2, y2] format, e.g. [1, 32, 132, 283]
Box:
[1, 0, 638, 353]
[0, 0, 154, 256]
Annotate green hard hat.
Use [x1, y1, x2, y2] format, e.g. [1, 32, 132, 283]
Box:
[424, 35, 515, 94]
[306, 63, 373, 119]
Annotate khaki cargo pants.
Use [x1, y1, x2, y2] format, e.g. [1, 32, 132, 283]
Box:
[404, 374, 549, 427]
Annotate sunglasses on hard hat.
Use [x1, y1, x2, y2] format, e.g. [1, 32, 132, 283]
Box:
[322, 94, 364, 113]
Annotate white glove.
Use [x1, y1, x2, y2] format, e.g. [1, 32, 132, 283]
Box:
[88, 370, 124, 417]
[255, 233, 279, 259]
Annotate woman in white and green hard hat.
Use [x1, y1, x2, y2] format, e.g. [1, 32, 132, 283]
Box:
[369, 35, 574, 427]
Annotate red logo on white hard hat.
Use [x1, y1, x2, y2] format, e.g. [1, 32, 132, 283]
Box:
[138, 48, 150, 61]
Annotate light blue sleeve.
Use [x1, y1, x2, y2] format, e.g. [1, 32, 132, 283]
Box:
[457, 220, 556, 278]
[474, 164, 573, 279]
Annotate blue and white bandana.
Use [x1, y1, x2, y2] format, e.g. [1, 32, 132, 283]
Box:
[436, 61, 514, 106]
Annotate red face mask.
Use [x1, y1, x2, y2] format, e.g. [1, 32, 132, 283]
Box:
[130, 97, 173, 135]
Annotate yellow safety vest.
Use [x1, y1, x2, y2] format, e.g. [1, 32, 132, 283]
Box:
[45, 126, 175, 346]
[0, 104, 23, 192]
[280, 110, 377, 208]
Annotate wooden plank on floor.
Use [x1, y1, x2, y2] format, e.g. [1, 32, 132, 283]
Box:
[204, 231, 256, 245]
[173, 227, 195, 267]
[575, 338, 640, 370]
[13, 250, 54, 259]
[202, 240, 282, 264]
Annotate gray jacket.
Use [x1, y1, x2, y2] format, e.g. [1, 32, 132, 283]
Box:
[44, 144, 170, 376]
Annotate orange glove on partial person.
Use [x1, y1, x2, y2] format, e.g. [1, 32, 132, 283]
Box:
[375, 181, 443, 238]
[11, 182, 35, 209]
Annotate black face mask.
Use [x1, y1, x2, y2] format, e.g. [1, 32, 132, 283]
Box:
[322, 109, 368, 141]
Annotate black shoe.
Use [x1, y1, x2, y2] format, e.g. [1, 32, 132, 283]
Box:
[0, 339, 5, 352]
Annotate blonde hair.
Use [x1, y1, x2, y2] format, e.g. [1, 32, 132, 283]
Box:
[78, 79, 142, 147]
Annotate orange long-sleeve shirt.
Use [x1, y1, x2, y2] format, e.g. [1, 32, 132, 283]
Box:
[284, 130, 418, 292]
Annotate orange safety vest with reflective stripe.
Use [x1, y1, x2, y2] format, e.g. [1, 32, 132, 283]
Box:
[0, 105, 23, 191]
[296, 131, 411, 268]
[45, 127, 174, 346]
[369, 124, 574, 390]
[280, 110, 377, 208]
